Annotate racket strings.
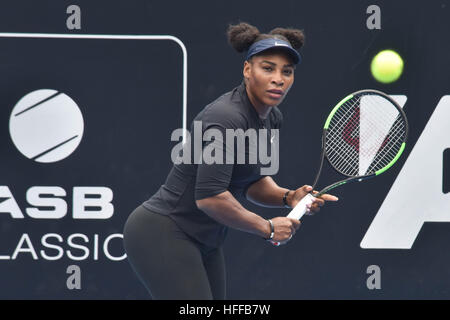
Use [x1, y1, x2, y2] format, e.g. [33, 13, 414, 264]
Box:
[325, 93, 407, 176]
[326, 95, 402, 173]
[328, 95, 399, 175]
[326, 97, 362, 175]
[366, 116, 405, 172]
[358, 97, 400, 154]
[326, 144, 359, 175]
[326, 135, 360, 175]
[358, 95, 406, 172]
[342, 98, 405, 173]
[326, 98, 363, 169]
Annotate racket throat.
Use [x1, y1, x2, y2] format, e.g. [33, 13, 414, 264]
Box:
[317, 174, 376, 196]
[311, 132, 328, 191]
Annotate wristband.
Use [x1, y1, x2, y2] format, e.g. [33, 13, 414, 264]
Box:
[265, 219, 274, 241]
[283, 190, 291, 208]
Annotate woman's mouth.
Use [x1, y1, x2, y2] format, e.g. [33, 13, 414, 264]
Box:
[267, 89, 284, 99]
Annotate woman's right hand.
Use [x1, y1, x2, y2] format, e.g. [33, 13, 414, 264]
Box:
[269, 217, 301, 244]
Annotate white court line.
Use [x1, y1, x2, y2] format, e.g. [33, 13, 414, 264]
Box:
[0, 32, 188, 143]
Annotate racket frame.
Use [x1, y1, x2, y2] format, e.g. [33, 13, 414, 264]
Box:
[311, 89, 409, 197]
[272, 89, 409, 245]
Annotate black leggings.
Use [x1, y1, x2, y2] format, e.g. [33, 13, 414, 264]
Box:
[123, 205, 226, 300]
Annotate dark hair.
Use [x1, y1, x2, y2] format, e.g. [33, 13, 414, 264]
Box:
[227, 22, 305, 53]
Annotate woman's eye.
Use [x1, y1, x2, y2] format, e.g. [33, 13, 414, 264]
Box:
[263, 66, 272, 71]
[283, 69, 293, 76]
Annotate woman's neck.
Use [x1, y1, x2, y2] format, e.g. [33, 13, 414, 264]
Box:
[245, 86, 272, 119]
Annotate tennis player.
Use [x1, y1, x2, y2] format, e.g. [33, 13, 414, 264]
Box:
[123, 22, 338, 300]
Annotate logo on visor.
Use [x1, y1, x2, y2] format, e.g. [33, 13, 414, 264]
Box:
[274, 41, 289, 47]
[9, 89, 84, 163]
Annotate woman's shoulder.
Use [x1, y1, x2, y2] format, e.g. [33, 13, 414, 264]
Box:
[198, 87, 248, 129]
[269, 106, 283, 129]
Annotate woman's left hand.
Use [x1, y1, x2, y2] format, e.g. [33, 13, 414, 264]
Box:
[289, 185, 339, 215]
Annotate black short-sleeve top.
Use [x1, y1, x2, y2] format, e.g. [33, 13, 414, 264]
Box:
[143, 82, 283, 247]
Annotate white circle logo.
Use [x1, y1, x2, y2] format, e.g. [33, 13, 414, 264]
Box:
[9, 89, 84, 163]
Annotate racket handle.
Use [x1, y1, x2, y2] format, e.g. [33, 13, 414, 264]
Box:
[271, 193, 315, 246]
[287, 193, 315, 220]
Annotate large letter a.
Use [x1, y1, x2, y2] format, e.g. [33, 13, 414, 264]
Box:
[361, 96, 450, 249]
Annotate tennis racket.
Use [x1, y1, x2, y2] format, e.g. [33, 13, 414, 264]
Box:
[272, 89, 408, 245]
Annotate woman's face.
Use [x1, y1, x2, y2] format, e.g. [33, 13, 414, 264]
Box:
[243, 50, 295, 109]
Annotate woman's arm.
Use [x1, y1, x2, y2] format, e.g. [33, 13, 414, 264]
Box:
[246, 176, 339, 211]
[245, 176, 291, 208]
[196, 190, 299, 243]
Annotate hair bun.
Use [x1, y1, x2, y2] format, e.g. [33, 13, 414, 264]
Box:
[227, 22, 260, 53]
[269, 27, 305, 49]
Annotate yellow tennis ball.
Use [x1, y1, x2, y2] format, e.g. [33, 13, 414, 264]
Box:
[371, 50, 404, 83]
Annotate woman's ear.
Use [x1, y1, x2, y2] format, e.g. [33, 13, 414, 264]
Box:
[243, 60, 251, 81]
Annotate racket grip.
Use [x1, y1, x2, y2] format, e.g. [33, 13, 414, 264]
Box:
[287, 193, 315, 220]
[271, 193, 315, 246]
